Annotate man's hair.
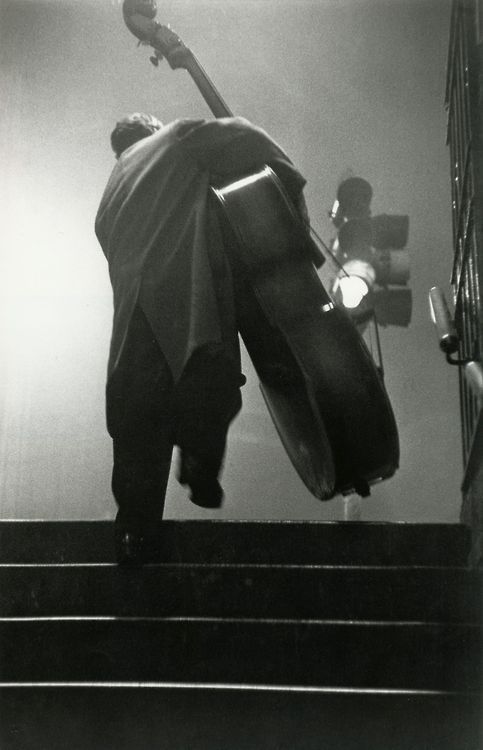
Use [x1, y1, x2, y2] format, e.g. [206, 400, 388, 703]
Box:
[110, 112, 163, 158]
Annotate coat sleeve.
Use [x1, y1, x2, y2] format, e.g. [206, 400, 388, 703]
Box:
[179, 117, 324, 266]
[179, 117, 307, 207]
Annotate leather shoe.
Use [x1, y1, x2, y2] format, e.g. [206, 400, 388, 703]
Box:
[189, 478, 224, 508]
[178, 450, 224, 508]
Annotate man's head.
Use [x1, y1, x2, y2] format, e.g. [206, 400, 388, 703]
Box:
[110, 112, 163, 158]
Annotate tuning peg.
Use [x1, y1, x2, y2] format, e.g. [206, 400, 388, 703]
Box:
[149, 48, 164, 66]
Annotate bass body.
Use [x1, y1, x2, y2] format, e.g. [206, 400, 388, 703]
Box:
[214, 167, 398, 499]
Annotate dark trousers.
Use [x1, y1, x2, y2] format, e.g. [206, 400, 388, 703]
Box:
[106, 306, 242, 530]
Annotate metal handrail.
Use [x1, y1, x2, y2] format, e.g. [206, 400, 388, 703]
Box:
[443, 0, 483, 553]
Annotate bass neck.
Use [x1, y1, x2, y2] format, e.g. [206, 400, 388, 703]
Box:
[122, 8, 233, 119]
[181, 52, 233, 119]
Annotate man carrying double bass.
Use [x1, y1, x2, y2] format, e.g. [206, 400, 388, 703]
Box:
[95, 111, 311, 564]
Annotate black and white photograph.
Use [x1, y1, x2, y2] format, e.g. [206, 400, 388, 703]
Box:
[0, 0, 481, 747]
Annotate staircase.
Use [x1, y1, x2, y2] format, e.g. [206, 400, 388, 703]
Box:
[0, 520, 481, 749]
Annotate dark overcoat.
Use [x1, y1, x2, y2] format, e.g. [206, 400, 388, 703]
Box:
[95, 116, 306, 383]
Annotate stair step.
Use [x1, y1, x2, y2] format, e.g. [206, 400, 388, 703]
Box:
[1, 619, 479, 691]
[1, 685, 481, 750]
[1, 564, 481, 622]
[1, 520, 479, 749]
[0, 520, 471, 566]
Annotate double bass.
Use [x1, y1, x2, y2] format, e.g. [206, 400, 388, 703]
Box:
[121, 0, 399, 501]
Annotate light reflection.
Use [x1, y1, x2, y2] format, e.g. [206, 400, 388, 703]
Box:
[337, 275, 369, 309]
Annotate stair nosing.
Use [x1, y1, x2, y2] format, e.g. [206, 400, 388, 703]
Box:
[0, 680, 480, 697]
[2, 615, 480, 628]
[0, 562, 474, 570]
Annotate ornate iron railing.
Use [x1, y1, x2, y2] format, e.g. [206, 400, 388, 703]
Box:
[445, 0, 483, 558]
